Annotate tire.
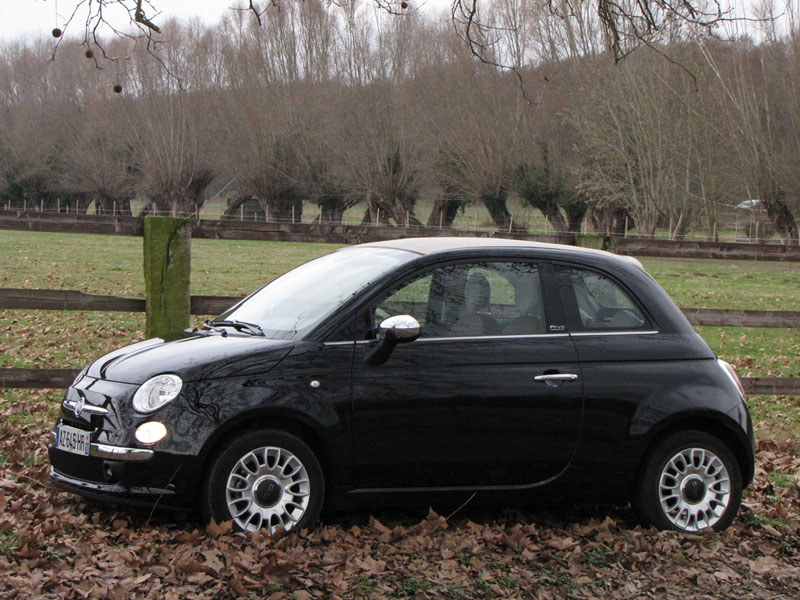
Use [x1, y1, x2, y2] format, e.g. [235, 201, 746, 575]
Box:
[635, 431, 742, 533]
[202, 429, 324, 534]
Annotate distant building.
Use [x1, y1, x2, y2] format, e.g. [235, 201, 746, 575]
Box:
[735, 199, 772, 242]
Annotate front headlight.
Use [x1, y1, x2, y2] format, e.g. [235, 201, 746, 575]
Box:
[132, 374, 183, 414]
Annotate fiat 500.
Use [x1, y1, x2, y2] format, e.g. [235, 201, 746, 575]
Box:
[49, 237, 754, 534]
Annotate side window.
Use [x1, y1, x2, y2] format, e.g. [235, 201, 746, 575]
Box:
[374, 273, 433, 331]
[496, 263, 546, 335]
[362, 262, 546, 340]
[566, 267, 647, 330]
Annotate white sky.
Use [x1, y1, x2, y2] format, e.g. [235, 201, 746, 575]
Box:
[0, 0, 452, 42]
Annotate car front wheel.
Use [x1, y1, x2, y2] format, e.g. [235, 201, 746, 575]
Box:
[636, 431, 742, 533]
[202, 429, 324, 534]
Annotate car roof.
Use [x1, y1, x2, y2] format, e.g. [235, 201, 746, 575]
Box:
[359, 237, 645, 271]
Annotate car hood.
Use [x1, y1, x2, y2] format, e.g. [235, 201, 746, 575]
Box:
[86, 333, 295, 384]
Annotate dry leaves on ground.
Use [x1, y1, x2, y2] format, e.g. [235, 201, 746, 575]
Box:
[0, 402, 798, 599]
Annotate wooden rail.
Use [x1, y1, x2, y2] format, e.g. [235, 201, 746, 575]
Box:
[1, 368, 80, 389]
[1, 367, 796, 395]
[741, 378, 800, 396]
[0, 289, 242, 315]
[679, 308, 800, 328]
[2, 210, 799, 262]
[2, 288, 799, 328]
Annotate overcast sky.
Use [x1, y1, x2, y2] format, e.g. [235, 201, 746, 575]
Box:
[0, 0, 451, 42]
[0, 1, 252, 41]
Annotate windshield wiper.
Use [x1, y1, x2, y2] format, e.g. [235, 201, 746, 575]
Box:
[209, 319, 265, 336]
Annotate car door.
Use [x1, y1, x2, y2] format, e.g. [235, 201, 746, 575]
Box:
[348, 260, 584, 490]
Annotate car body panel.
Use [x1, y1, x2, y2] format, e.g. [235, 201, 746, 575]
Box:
[350, 335, 584, 489]
[47, 237, 754, 523]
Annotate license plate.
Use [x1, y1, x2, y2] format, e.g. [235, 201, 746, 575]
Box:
[56, 425, 92, 457]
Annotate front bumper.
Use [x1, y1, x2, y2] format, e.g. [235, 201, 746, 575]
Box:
[49, 373, 213, 511]
[48, 439, 198, 510]
[49, 467, 182, 510]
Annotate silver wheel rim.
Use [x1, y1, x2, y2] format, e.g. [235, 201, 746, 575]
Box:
[225, 446, 311, 533]
[658, 446, 730, 532]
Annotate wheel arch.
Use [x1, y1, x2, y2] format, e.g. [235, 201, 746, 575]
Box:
[636, 412, 754, 488]
[196, 410, 335, 494]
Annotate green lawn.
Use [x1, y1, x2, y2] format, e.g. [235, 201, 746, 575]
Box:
[640, 257, 800, 311]
[1, 229, 798, 436]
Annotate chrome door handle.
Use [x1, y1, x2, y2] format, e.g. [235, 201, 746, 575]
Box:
[534, 374, 579, 383]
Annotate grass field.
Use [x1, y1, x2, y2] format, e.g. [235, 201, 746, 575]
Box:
[0, 230, 798, 599]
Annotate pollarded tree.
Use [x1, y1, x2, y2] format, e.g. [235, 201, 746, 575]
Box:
[47, 39, 140, 215]
[334, 81, 425, 227]
[0, 39, 88, 211]
[513, 144, 586, 235]
[122, 29, 218, 216]
[419, 36, 527, 231]
[572, 50, 708, 239]
[336, 15, 430, 228]
[126, 92, 216, 216]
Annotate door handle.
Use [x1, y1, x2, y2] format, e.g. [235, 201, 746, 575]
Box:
[534, 374, 579, 385]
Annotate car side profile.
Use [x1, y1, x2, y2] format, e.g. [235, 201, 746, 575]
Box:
[48, 237, 754, 534]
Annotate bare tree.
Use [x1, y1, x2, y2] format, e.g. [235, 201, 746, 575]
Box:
[419, 44, 527, 230]
[571, 50, 718, 239]
[119, 31, 217, 216]
[699, 10, 800, 244]
[48, 0, 738, 71]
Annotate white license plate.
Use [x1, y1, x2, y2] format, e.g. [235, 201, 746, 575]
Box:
[56, 425, 92, 456]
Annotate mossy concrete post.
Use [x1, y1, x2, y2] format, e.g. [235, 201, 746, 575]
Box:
[144, 216, 191, 339]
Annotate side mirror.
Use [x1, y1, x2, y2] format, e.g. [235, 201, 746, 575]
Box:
[364, 315, 420, 366]
[380, 314, 421, 344]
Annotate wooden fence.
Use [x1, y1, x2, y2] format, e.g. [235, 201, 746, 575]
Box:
[2, 209, 800, 262]
[1, 288, 798, 395]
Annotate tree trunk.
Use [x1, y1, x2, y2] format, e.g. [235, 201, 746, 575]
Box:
[360, 197, 394, 226]
[222, 195, 249, 219]
[612, 208, 632, 236]
[481, 192, 522, 232]
[565, 200, 588, 233]
[138, 200, 157, 217]
[96, 193, 133, 217]
[426, 197, 464, 228]
[267, 195, 303, 223]
[312, 203, 345, 224]
[536, 203, 569, 233]
[393, 201, 423, 228]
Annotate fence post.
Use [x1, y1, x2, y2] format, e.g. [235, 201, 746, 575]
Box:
[143, 216, 191, 339]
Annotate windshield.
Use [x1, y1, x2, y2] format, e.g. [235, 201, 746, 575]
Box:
[216, 247, 416, 340]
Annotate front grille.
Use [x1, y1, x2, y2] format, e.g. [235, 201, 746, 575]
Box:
[50, 450, 106, 483]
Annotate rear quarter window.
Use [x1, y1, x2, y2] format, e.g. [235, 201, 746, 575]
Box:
[560, 266, 650, 332]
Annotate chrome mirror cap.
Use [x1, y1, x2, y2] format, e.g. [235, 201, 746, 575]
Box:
[380, 315, 421, 343]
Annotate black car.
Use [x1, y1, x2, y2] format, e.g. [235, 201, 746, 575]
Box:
[49, 237, 754, 534]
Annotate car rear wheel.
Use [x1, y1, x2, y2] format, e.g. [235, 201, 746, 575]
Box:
[202, 429, 324, 534]
[636, 431, 742, 533]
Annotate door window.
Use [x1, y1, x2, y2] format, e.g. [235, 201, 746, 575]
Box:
[366, 262, 547, 339]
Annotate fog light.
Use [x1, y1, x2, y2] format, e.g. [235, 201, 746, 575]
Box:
[135, 421, 168, 445]
[103, 461, 125, 483]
